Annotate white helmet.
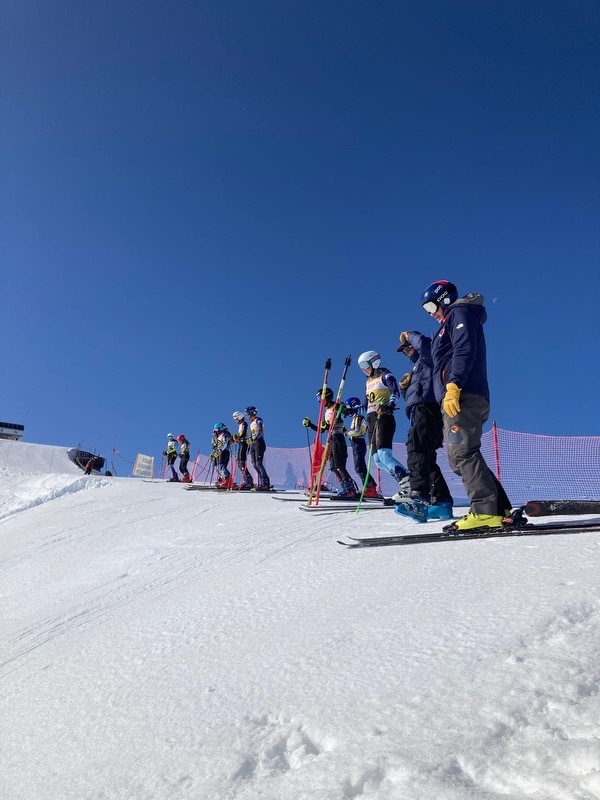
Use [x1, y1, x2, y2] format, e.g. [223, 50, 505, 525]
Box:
[358, 350, 381, 371]
[167, 432, 175, 440]
[232, 411, 245, 422]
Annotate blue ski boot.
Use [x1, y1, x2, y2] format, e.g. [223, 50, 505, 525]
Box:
[427, 501, 454, 521]
[394, 495, 429, 523]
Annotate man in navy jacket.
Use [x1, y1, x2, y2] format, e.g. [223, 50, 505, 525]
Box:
[421, 280, 511, 531]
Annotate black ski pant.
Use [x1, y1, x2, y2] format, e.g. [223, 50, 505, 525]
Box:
[367, 412, 395, 452]
[443, 393, 511, 516]
[407, 403, 452, 503]
[179, 454, 190, 477]
[236, 443, 253, 486]
[329, 433, 351, 485]
[250, 440, 270, 487]
[351, 438, 376, 488]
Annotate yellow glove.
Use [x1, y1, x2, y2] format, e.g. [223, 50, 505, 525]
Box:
[400, 372, 412, 390]
[443, 383, 461, 417]
[302, 417, 311, 427]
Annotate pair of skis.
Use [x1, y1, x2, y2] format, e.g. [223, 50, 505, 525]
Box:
[337, 502, 600, 548]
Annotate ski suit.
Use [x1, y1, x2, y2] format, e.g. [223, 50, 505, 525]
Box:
[211, 430, 232, 481]
[399, 332, 452, 505]
[164, 437, 179, 481]
[307, 402, 353, 489]
[233, 419, 254, 488]
[364, 367, 408, 483]
[345, 408, 376, 489]
[248, 415, 271, 489]
[178, 438, 191, 480]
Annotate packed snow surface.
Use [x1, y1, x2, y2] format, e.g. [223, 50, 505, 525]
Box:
[2, 442, 600, 800]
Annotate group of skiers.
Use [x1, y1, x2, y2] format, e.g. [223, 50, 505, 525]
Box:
[304, 278, 512, 532]
[210, 406, 271, 490]
[162, 278, 511, 533]
[163, 434, 191, 482]
[162, 407, 271, 490]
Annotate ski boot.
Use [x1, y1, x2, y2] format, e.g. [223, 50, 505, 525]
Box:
[336, 479, 358, 500]
[391, 473, 411, 503]
[363, 484, 380, 499]
[394, 494, 429, 523]
[427, 500, 453, 521]
[451, 512, 504, 531]
[216, 476, 237, 490]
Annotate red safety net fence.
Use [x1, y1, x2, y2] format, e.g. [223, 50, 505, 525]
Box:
[185, 425, 600, 504]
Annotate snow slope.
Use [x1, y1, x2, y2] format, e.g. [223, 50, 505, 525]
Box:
[1, 443, 600, 800]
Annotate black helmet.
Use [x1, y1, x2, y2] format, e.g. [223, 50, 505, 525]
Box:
[317, 387, 334, 402]
[245, 406, 257, 417]
[421, 280, 458, 314]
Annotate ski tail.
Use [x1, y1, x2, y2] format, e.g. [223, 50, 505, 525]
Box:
[524, 500, 600, 517]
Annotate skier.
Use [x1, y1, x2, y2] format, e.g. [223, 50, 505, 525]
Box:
[163, 433, 179, 482]
[357, 351, 410, 496]
[211, 423, 235, 489]
[421, 279, 511, 530]
[177, 434, 191, 483]
[245, 406, 271, 490]
[303, 388, 357, 499]
[231, 411, 254, 489]
[343, 397, 378, 498]
[393, 332, 454, 522]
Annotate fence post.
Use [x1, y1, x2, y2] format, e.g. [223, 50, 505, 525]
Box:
[492, 420, 501, 481]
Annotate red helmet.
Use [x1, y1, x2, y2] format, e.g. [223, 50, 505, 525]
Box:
[177, 434, 185, 443]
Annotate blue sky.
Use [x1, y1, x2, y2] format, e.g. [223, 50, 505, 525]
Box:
[3, 0, 599, 469]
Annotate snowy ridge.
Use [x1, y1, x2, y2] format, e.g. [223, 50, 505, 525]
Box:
[0, 469, 112, 523]
[2, 441, 600, 799]
[0, 439, 84, 475]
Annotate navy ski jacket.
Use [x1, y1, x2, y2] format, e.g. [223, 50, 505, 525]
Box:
[430, 293, 490, 403]
[399, 331, 437, 418]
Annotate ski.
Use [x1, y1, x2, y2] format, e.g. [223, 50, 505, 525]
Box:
[328, 495, 385, 503]
[338, 518, 600, 547]
[524, 500, 600, 517]
[299, 502, 392, 513]
[183, 485, 280, 493]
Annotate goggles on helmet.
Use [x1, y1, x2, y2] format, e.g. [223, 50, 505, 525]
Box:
[422, 300, 439, 314]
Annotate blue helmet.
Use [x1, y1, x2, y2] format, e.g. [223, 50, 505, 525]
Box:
[345, 397, 362, 410]
[421, 280, 458, 314]
[213, 422, 226, 432]
[245, 406, 257, 417]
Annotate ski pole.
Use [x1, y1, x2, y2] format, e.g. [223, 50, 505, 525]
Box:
[310, 357, 332, 489]
[355, 415, 379, 515]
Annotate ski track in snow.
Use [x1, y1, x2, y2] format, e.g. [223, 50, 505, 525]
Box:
[2, 454, 600, 800]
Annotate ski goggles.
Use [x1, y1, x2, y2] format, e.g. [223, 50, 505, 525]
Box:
[422, 301, 439, 314]
[358, 358, 372, 370]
